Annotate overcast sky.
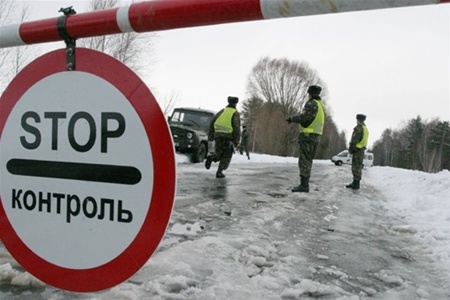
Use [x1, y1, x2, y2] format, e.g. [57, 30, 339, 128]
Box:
[16, 1, 450, 147]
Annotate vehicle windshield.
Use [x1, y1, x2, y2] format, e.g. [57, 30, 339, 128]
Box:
[170, 110, 213, 130]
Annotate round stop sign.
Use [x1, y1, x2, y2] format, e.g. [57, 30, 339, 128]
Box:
[0, 48, 176, 292]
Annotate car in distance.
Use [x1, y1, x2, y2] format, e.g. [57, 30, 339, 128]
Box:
[331, 150, 374, 167]
[168, 107, 216, 163]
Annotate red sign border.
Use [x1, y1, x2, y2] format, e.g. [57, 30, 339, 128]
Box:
[0, 48, 176, 292]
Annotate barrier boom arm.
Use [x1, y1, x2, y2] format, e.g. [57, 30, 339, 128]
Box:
[0, 0, 448, 48]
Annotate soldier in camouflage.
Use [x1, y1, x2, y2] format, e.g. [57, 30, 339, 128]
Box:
[205, 96, 241, 178]
[346, 114, 369, 190]
[286, 85, 325, 193]
[239, 125, 250, 160]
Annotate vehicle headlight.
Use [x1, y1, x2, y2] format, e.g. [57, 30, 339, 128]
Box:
[187, 132, 193, 139]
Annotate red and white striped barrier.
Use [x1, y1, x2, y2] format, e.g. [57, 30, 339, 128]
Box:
[0, 0, 448, 48]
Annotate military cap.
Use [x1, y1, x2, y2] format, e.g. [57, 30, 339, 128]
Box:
[307, 85, 322, 95]
[228, 96, 239, 104]
[356, 114, 366, 121]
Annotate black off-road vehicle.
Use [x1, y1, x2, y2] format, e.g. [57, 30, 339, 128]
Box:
[168, 107, 216, 163]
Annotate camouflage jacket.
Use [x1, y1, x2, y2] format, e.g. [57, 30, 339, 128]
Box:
[241, 129, 249, 145]
[349, 123, 365, 153]
[289, 96, 323, 143]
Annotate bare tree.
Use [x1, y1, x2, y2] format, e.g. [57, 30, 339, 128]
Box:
[243, 57, 342, 158]
[0, 0, 14, 91]
[254, 102, 289, 154]
[0, 0, 13, 63]
[78, 0, 157, 75]
[241, 97, 264, 152]
[10, 5, 35, 75]
[373, 129, 395, 166]
[316, 116, 347, 158]
[247, 57, 326, 115]
[0, 1, 36, 93]
[159, 90, 180, 116]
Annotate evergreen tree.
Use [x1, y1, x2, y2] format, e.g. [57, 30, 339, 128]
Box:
[404, 116, 425, 170]
[429, 121, 450, 172]
[372, 117, 449, 172]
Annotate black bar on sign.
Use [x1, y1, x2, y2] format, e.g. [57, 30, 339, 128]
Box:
[7, 159, 142, 185]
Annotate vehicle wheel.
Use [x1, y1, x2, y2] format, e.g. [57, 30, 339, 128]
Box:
[191, 143, 207, 163]
[335, 161, 343, 166]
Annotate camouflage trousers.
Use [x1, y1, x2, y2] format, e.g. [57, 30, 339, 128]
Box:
[239, 142, 250, 157]
[351, 149, 365, 180]
[214, 137, 234, 170]
[298, 139, 318, 180]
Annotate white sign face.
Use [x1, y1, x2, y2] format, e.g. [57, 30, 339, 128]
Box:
[0, 71, 153, 269]
[0, 49, 176, 292]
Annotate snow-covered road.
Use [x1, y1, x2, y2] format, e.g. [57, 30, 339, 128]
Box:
[0, 155, 449, 299]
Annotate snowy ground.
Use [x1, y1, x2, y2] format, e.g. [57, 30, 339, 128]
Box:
[0, 153, 449, 299]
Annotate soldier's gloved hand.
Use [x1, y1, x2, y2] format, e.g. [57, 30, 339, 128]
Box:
[286, 116, 292, 123]
[349, 145, 355, 154]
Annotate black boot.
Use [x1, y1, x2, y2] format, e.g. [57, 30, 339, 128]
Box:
[345, 180, 360, 190]
[216, 167, 225, 178]
[292, 176, 309, 193]
[205, 154, 215, 170]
